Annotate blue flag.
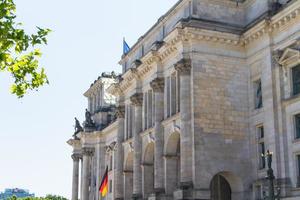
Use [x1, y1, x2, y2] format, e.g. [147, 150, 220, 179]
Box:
[123, 38, 130, 55]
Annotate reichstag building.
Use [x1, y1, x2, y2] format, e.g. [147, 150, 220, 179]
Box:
[67, 0, 300, 199]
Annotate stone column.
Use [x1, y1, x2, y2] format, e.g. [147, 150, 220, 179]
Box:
[130, 93, 143, 199]
[174, 58, 193, 188]
[81, 147, 94, 200]
[115, 106, 125, 200]
[150, 78, 165, 194]
[71, 154, 81, 200]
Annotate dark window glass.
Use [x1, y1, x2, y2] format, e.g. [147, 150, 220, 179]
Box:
[255, 79, 263, 109]
[258, 126, 264, 139]
[297, 155, 300, 187]
[259, 143, 266, 169]
[109, 180, 112, 193]
[296, 114, 300, 139]
[293, 65, 300, 96]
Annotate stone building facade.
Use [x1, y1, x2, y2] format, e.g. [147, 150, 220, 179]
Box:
[67, 0, 300, 199]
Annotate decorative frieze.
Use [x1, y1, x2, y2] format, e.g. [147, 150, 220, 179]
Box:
[150, 78, 164, 92]
[174, 59, 192, 76]
[130, 93, 143, 106]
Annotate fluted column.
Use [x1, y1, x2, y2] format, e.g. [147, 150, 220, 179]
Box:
[130, 93, 143, 199]
[115, 106, 125, 200]
[150, 78, 165, 193]
[71, 154, 81, 200]
[175, 58, 193, 188]
[81, 147, 94, 200]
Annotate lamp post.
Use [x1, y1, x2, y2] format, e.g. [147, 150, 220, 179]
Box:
[263, 150, 280, 200]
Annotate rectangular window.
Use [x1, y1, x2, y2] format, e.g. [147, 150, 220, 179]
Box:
[166, 76, 171, 118]
[109, 180, 112, 193]
[148, 90, 153, 128]
[143, 92, 147, 131]
[109, 155, 112, 171]
[292, 65, 300, 96]
[257, 126, 265, 169]
[171, 74, 177, 115]
[254, 79, 263, 109]
[258, 126, 264, 139]
[295, 114, 300, 139]
[297, 155, 300, 187]
[176, 72, 180, 112]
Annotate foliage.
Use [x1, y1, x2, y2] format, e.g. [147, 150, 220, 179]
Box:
[0, 0, 51, 97]
[7, 194, 68, 200]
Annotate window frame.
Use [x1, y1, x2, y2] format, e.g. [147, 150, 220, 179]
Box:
[257, 125, 266, 170]
[295, 113, 300, 140]
[254, 79, 263, 110]
[292, 65, 300, 96]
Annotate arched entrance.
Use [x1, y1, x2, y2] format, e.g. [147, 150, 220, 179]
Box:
[210, 171, 244, 200]
[142, 142, 154, 198]
[210, 174, 231, 200]
[124, 152, 133, 199]
[164, 132, 180, 195]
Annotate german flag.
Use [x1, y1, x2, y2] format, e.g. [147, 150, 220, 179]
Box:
[99, 166, 108, 197]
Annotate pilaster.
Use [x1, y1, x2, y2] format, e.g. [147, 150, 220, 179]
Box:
[81, 147, 94, 200]
[71, 153, 81, 200]
[115, 105, 125, 200]
[150, 78, 165, 194]
[130, 93, 143, 198]
[174, 58, 193, 188]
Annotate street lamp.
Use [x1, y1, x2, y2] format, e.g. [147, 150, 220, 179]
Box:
[262, 150, 281, 200]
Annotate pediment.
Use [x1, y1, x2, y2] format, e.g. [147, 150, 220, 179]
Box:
[279, 48, 300, 65]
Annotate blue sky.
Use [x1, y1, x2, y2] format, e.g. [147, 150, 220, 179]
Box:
[0, 0, 178, 198]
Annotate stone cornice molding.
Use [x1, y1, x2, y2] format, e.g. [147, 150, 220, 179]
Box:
[115, 105, 125, 118]
[67, 138, 81, 147]
[130, 93, 143, 106]
[84, 79, 103, 98]
[107, 83, 123, 97]
[278, 47, 300, 66]
[183, 27, 243, 46]
[150, 77, 165, 92]
[244, 2, 300, 45]
[174, 58, 192, 75]
[112, 2, 300, 96]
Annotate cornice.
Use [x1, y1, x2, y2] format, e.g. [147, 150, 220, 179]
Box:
[244, 1, 300, 45]
[112, 1, 300, 96]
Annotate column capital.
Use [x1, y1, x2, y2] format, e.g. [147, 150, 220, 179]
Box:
[174, 58, 191, 75]
[150, 77, 164, 92]
[71, 153, 82, 161]
[116, 105, 125, 118]
[130, 93, 143, 106]
[82, 147, 94, 156]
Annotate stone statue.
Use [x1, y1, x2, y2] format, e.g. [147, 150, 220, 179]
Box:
[83, 109, 95, 129]
[74, 117, 83, 134]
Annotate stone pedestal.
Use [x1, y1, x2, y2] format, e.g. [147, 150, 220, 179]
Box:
[71, 154, 81, 200]
[81, 147, 94, 200]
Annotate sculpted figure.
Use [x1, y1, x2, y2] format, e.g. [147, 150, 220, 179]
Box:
[74, 117, 83, 134]
[84, 109, 95, 128]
